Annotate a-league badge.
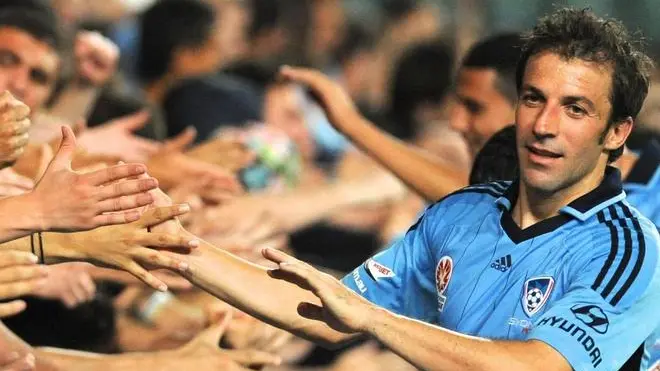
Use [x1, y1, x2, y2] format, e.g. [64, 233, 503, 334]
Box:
[522, 276, 555, 317]
[436, 256, 453, 312]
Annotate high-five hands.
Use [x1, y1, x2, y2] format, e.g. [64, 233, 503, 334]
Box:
[0, 250, 47, 318]
[0, 92, 31, 169]
[28, 126, 158, 232]
[264, 247, 375, 335]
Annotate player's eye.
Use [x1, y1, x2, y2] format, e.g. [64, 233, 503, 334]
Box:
[566, 104, 587, 118]
[522, 93, 542, 106]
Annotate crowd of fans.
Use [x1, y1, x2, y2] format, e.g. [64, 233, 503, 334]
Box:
[0, 0, 659, 370]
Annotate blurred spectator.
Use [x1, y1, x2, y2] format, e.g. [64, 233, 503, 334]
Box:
[138, 0, 222, 105]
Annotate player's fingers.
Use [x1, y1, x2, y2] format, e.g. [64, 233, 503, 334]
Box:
[0, 300, 27, 318]
[296, 302, 325, 322]
[261, 247, 297, 265]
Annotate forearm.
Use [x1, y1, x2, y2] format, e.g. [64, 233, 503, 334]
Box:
[0, 232, 83, 264]
[366, 307, 560, 371]
[0, 194, 44, 243]
[338, 115, 467, 201]
[183, 241, 352, 346]
[35, 348, 161, 371]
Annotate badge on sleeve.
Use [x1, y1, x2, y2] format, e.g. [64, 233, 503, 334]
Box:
[365, 259, 396, 281]
[522, 276, 555, 317]
[436, 256, 453, 312]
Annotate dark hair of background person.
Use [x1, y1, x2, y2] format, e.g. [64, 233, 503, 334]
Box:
[387, 39, 453, 140]
[516, 7, 654, 163]
[462, 33, 523, 105]
[137, 0, 216, 84]
[469, 125, 518, 185]
[0, 5, 63, 52]
[248, 0, 282, 41]
[2, 295, 118, 354]
[380, 0, 420, 23]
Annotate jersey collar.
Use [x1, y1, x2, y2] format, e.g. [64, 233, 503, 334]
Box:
[496, 166, 626, 222]
[624, 139, 660, 189]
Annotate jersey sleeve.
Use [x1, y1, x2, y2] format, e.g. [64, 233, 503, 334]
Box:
[528, 225, 660, 371]
[341, 202, 447, 322]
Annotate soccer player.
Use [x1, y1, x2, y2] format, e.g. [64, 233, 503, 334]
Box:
[157, 7, 660, 371]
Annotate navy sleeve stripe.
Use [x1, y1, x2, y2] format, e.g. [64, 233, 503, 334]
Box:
[600, 208, 633, 300]
[610, 204, 646, 306]
[592, 208, 620, 293]
[592, 203, 647, 306]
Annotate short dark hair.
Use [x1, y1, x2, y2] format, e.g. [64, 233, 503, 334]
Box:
[389, 39, 453, 139]
[138, 0, 216, 83]
[462, 33, 523, 105]
[0, 6, 63, 52]
[469, 125, 518, 185]
[516, 7, 654, 163]
[381, 0, 420, 23]
[248, 0, 282, 40]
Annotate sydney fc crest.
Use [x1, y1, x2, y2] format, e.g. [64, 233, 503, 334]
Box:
[436, 256, 453, 312]
[522, 276, 554, 317]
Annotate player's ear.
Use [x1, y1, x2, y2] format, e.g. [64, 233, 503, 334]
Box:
[602, 117, 632, 151]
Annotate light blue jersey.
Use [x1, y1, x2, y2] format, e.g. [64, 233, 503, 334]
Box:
[624, 140, 660, 371]
[342, 167, 660, 371]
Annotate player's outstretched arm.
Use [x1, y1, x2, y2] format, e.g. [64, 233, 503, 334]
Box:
[261, 248, 572, 371]
[280, 66, 467, 201]
[0, 126, 160, 243]
[172, 238, 357, 347]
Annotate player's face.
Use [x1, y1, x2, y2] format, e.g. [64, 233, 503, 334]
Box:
[0, 27, 59, 111]
[450, 67, 516, 157]
[515, 51, 630, 194]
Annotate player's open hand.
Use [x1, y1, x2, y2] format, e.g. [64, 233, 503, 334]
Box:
[0, 250, 48, 318]
[263, 247, 374, 334]
[279, 66, 360, 132]
[28, 126, 158, 232]
[0, 91, 30, 169]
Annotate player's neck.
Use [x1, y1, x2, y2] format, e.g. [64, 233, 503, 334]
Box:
[612, 147, 638, 180]
[513, 165, 607, 229]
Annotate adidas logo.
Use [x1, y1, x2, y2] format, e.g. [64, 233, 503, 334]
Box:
[491, 255, 512, 272]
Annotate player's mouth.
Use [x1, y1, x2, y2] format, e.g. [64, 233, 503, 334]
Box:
[526, 145, 562, 164]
